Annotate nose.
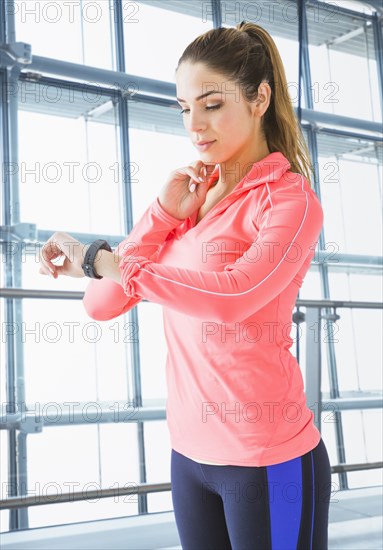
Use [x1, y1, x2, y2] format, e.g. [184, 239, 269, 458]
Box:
[186, 109, 208, 134]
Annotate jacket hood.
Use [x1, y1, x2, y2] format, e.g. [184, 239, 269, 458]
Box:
[207, 151, 292, 198]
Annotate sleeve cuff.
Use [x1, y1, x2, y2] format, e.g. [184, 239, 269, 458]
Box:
[118, 254, 151, 297]
[152, 197, 186, 226]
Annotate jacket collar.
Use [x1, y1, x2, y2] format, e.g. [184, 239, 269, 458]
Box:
[208, 151, 291, 197]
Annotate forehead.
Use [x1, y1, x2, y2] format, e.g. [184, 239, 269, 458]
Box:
[176, 62, 229, 96]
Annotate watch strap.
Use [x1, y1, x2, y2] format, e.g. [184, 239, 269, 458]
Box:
[82, 239, 112, 279]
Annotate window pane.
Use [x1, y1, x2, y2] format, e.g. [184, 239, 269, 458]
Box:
[144, 420, 173, 513]
[123, 0, 213, 82]
[329, 273, 382, 302]
[348, 274, 383, 302]
[21, 298, 132, 404]
[129, 126, 195, 223]
[307, 4, 381, 122]
[14, 0, 115, 69]
[322, 307, 382, 393]
[339, 409, 382, 488]
[321, 410, 382, 492]
[18, 106, 124, 236]
[147, 490, 173, 514]
[138, 302, 168, 403]
[25, 423, 139, 528]
[318, 140, 382, 256]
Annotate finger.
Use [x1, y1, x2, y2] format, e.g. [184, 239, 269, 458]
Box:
[189, 160, 216, 180]
[173, 166, 206, 192]
[40, 241, 62, 273]
[39, 253, 56, 275]
[54, 259, 72, 278]
[189, 166, 206, 183]
[40, 261, 56, 277]
[193, 163, 207, 181]
[196, 164, 216, 182]
[42, 238, 63, 259]
[39, 266, 54, 278]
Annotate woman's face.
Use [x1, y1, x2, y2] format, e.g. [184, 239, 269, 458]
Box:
[175, 61, 270, 168]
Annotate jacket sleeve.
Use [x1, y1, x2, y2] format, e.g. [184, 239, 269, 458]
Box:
[82, 197, 185, 321]
[119, 183, 324, 324]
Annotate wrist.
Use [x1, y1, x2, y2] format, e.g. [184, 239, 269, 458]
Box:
[81, 240, 113, 279]
[82, 243, 91, 262]
[157, 197, 185, 221]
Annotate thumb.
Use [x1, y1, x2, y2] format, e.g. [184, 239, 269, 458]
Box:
[54, 257, 71, 277]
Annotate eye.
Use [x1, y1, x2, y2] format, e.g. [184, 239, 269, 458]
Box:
[179, 105, 221, 115]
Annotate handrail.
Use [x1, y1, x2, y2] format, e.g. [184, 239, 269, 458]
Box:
[1, 462, 381, 510]
[1, 288, 382, 309]
[0, 482, 172, 510]
[1, 396, 382, 432]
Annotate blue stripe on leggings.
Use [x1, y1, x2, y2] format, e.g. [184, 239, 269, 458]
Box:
[266, 456, 302, 549]
[310, 450, 315, 550]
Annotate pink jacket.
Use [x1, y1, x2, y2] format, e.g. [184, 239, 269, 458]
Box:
[83, 151, 324, 466]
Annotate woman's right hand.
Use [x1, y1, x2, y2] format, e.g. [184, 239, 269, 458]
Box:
[158, 160, 217, 220]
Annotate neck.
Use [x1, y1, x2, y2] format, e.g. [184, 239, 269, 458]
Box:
[215, 144, 271, 192]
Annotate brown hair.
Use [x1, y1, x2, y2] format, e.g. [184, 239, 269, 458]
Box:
[175, 22, 315, 189]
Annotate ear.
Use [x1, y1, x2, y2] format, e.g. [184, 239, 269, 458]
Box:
[252, 81, 271, 117]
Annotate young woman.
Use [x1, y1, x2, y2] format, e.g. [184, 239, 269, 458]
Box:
[40, 22, 332, 550]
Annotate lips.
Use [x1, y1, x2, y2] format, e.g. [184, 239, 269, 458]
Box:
[195, 141, 216, 151]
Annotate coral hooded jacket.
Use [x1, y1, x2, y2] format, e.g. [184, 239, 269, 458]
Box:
[83, 151, 324, 466]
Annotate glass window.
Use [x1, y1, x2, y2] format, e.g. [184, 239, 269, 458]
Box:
[317, 138, 382, 256]
[138, 302, 168, 404]
[17, 105, 124, 237]
[307, 4, 381, 122]
[319, 305, 382, 393]
[123, 0, 213, 82]
[144, 420, 173, 513]
[128, 125, 195, 223]
[20, 296, 133, 405]
[340, 409, 382, 488]
[26, 423, 139, 528]
[321, 410, 382, 491]
[14, 0, 115, 69]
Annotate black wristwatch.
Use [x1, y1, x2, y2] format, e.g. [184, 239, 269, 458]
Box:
[81, 239, 112, 279]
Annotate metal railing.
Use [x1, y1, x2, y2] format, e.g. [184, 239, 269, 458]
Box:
[1, 289, 382, 513]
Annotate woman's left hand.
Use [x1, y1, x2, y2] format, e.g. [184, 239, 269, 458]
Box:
[39, 231, 89, 279]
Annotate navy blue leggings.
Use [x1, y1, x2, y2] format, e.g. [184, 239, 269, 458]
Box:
[170, 437, 332, 550]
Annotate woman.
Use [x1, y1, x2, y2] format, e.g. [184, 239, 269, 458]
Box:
[40, 22, 332, 550]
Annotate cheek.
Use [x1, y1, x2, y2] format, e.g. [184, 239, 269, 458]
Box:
[221, 124, 249, 149]
[219, 112, 248, 138]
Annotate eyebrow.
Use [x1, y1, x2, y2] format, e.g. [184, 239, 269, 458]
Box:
[176, 91, 224, 103]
